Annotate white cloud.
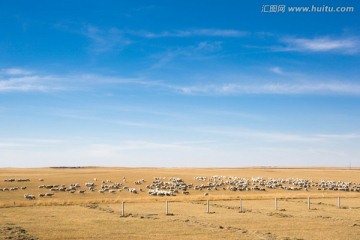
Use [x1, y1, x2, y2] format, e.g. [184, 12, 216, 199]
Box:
[269, 67, 284, 75]
[279, 36, 359, 54]
[175, 82, 360, 95]
[0, 75, 65, 92]
[54, 112, 162, 129]
[0, 134, 359, 167]
[149, 41, 223, 69]
[201, 110, 264, 121]
[0, 71, 163, 93]
[193, 29, 248, 37]
[78, 140, 213, 166]
[314, 133, 360, 140]
[1, 68, 32, 75]
[196, 126, 360, 144]
[0, 138, 63, 149]
[83, 25, 131, 53]
[89, 140, 205, 152]
[132, 29, 248, 38]
[196, 41, 222, 51]
[197, 127, 321, 143]
[0, 143, 29, 148]
[2, 67, 359, 97]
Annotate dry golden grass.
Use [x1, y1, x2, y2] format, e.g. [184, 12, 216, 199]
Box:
[1, 167, 360, 239]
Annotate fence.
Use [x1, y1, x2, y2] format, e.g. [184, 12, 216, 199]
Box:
[119, 196, 357, 217]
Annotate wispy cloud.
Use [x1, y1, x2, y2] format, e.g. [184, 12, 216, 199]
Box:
[131, 28, 248, 38]
[2, 67, 360, 96]
[0, 75, 65, 92]
[277, 36, 359, 54]
[175, 82, 360, 95]
[89, 140, 207, 152]
[54, 22, 131, 53]
[0, 70, 163, 93]
[0, 68, 32, 76]
[0, 143, 30, 148]
[54, 112, 162, 129]
[314, 133, 360, 140]
[0, 138, 63, 149]
[150, 41, 223, 68]
[269, 67, 284, 75]
[83, 25, 131, 53]
[197, 126, 360, 143]
[198, 127, 321, 143]
[102, 105, 189, 119]
[76, 73, 163, 87]
[76, 140, 214, 166]
[200, 110, 264, 121]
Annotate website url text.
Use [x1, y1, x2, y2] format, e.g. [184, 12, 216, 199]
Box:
[261, 5, 355, 13]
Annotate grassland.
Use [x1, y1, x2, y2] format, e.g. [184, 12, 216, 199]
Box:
[1, 167, 359, 239]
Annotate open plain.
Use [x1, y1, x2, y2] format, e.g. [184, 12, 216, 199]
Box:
[1, 167, 360, 240]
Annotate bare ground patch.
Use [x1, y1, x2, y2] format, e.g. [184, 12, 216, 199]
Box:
[0, 223, 38, 240]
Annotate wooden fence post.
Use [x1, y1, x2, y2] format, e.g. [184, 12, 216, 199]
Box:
[307, 197, 310, 210]
[338, 196, 341, 209]
[121, 201, 125, 217]
[240, 198, 243, 212]
[275, 197, 278, 210]
[166, 200, 169, 215]
[207, 200, 210, 213]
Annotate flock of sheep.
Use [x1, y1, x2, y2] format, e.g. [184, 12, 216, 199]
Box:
[1, 176, 360, 200]
[145, 176, 360, 196]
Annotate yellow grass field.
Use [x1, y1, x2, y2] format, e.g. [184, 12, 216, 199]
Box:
[1, 167, 360, 239]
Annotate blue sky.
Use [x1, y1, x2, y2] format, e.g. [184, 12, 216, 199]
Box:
[1, 1, 360, 167]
